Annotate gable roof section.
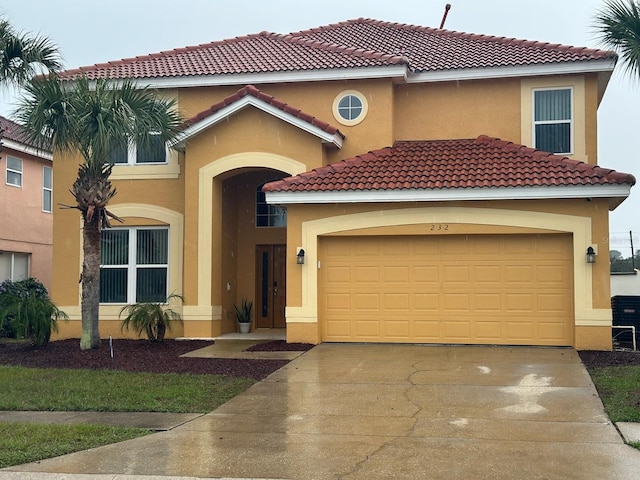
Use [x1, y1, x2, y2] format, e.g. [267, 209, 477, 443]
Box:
[263, 136, 634, 209]
[0, 115, 52, 161]
[57, 18, 615, 86]
[174, 85, 344, 149]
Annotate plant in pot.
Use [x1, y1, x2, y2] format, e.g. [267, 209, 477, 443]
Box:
[234, 297, 253, 333]
[119, 293, 184, 343]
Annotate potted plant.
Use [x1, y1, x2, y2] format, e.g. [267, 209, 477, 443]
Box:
[119, 293, 184, 343]
[234, 297, 253, 333]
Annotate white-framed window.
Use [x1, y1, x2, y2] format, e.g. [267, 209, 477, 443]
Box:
[256, 183, 286, 227]
[108, 133, 167, 165]
[100, 227, 169, 304]
[0, 252, 30, 282]
[332, 90, 368, 126]
[533, 88, 572, 155]
[6, 156, 22, 187]
[43, 166, 52, 213]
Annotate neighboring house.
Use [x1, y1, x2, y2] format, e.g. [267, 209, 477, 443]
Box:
[52, 18, 634, 350]
[0, 115, 53, 289]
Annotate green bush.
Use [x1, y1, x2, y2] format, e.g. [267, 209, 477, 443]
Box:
[119, 293, 183, 343]
[0, 278, 67, 347]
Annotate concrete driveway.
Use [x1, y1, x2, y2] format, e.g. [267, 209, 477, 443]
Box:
[4, 344, 640, 479]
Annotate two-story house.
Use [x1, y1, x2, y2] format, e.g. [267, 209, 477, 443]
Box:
[52, 18, 634, 350]
[0, 116, 53, 290]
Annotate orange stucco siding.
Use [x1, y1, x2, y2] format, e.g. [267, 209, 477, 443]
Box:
[395, 79, 521, 143]
[49, 70, 616, 349]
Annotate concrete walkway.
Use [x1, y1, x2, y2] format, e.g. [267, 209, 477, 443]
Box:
[3, 344, 640, 479]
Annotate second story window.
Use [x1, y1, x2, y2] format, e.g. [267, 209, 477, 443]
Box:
[256, 183, 286, 227]
[6, 156, 22, 187]
[108, 133, 167, 165]
[43, 166, 53, 213]
[533, 88, 572, 155]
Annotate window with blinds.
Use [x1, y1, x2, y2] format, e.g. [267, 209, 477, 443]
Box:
[100, 227, 168, 303]
[533, 88, 572, 155]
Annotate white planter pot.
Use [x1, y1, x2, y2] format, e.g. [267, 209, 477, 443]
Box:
[238, 322, 251, 333]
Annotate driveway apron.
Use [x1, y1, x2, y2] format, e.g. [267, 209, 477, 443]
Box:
[4, 344, 640, 479]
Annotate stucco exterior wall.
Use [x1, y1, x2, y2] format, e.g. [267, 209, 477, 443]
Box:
[0, 149, 53, 289]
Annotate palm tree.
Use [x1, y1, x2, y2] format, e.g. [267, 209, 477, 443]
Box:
[17, 74, 182, 349]
[595, 0, 640, 78]
[0, 17, 61, 87]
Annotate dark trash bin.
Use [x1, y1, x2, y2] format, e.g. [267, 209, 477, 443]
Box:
[611, 295, 640, 349]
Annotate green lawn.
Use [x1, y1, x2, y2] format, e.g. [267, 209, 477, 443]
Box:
[588, 365, 640, 423]
[0, 366, 256, 468]
[0, 422, 150, 468]
[0, 366, 255, 413]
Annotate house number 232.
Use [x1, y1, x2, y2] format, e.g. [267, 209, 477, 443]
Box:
[430, 224, 449, 231]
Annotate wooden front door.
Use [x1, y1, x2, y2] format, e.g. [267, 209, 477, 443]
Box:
[256, 245, 287, 328]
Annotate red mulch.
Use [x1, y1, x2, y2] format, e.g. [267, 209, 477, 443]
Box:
[0, 339, 312, 380]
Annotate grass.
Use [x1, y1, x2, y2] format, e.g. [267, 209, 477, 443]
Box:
[0, 365, 257, 468]
[588, 365, 640, 423]
[0, 366, 255, 413]
[0, 422, 150, 468]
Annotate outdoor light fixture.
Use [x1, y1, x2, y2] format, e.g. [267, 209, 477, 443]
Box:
[586, 246, 596, 264]
[296, 248, 305, 265]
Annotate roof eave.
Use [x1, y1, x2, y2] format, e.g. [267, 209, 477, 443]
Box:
[87, 65, 408, 90]
[265, 184, 632, 210]
[406, 58, 617, 84]
[0, 138, 53, 161]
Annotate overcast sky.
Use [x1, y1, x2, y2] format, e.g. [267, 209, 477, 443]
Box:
[1, 0, 638, 252]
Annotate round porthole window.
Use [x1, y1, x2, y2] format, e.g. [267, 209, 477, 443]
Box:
[333, 90, 368, 126]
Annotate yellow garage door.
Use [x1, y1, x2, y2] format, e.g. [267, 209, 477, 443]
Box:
[319, 234, 573, 346]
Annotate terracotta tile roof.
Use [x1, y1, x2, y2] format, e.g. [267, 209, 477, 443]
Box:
[262, 136, 635, 193]
[58, 30, 404, 80]
[0, 115, 51, 151]
[58, 18, 614, 81]
[182, 85, 343, 137]
[293, 18, 615, 73]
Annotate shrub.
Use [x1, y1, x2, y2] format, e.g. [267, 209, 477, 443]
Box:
[119, 293, 184, 343]
[0, 278, 67, 347]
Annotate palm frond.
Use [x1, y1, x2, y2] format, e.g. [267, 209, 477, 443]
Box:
[594, 0, 640, 78]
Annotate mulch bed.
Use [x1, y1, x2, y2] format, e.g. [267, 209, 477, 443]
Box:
[578, 349, 640, 369]
[1, 338, 637, 379]
[0, 339, 312, 380]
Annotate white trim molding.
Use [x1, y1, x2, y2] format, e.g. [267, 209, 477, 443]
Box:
[266, 184, 632, 206]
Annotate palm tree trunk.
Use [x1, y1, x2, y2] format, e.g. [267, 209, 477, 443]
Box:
[79, 216, 102, 350]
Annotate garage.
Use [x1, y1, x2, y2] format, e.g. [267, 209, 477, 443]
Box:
[319, 233, 573, 346]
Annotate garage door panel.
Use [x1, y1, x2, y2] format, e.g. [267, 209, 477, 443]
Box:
[443, 265, 470, 283]
[473, 293, 502, 311]
[355, 293, 379, 310]
[320, 234, 573, 346]
[383, 266, 410, 283]
[414, 293, 440, 310]
[383, 293, 410, 310]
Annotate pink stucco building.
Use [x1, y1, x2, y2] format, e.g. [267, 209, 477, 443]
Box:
[0, 116, 53, 290]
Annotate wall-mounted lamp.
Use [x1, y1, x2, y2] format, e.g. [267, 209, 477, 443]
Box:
[296, 248, 305, 265]
[586, 246, 596, 264]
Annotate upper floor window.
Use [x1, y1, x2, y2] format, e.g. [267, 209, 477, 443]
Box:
[6, 156, 22, 187]
[108, 133, 167, 165]
[0, 251, 30, 283]
[256, 183, 286, 228]
[333, 90, 368, 126]
[533, 88, 572, 155]
[43, 166, 52, 213]
[100, 227, 169, 304]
